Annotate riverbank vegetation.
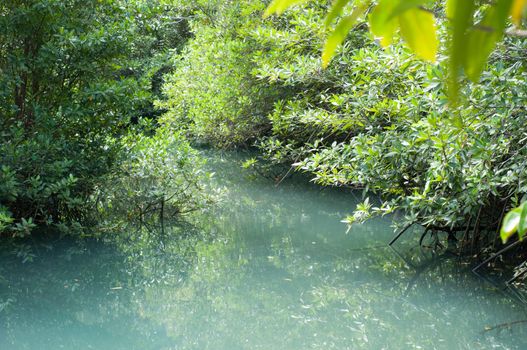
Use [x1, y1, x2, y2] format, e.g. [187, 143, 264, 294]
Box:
[161, 0, 527, 263]
[2, 0, 527, 268]
[3, 1, 527, 344]
[0, 0, 210, 237]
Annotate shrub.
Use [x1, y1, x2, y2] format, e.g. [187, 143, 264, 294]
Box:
[94, 125, 214, 230]
[0, 0, 195, 236]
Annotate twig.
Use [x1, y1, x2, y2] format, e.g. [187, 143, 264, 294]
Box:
[389, 223, 414, 246]
[472, 239, 523, 273]
[482, 320, 527, 333]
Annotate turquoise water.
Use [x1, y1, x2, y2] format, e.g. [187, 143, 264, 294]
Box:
[0, 152, 526, 349]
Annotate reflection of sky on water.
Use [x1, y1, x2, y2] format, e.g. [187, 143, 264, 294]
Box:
[0, 151, 526, 350]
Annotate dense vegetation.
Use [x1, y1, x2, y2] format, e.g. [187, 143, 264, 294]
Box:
[2, 1, 527, 346]
[0, 0, 208, 236]
[2, 0, 527, 262]
[162, 0, 527, 258]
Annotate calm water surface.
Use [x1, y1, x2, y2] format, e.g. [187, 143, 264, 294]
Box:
[0, 151, 526, 349]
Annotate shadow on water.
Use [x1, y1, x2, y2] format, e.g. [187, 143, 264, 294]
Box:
[0, 150, 526, 349]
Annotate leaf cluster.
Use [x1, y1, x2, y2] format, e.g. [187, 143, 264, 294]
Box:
[0, 0, 197, 236]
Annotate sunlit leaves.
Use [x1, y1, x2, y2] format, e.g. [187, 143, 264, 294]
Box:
[501, 208, 521, 242]
[368, 0, 398, 47]
[263, 0, 310, 17]
[398, 7, 437, 61]
[325, 1, 438, 67]
[519, 203, 527, 240]
[501, 203, 527, 243]
[268, 0, 441, 67]
[325, 0, 352, 26]
[166, 0, 527, 250]
[444, 0, 475, 101]
[322, 5, 367, 67]
[265, 0, 527, 102]
[445, 0, 456, 19]
[464, 0, 513, 82]
[162, 4, 278, 147]
[388, 0, 432, 18]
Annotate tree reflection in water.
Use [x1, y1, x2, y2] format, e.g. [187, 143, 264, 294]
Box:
[0, 151, 526, 350]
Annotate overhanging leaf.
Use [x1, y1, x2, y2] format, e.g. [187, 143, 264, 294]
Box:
[446, 0, 456, 19]
[325, 0, 352, 27]
[264, 0, 311, 18]
[464, 0, 513, 82]
[399, 7, 438, 61]
[387, 0, 431, 21]
[501, 207, 522, 243]
[518, 202, 527, 240]
[369, 0, 398, 47]
[448, 0, 476, 102]
[323, 6, 367, 67]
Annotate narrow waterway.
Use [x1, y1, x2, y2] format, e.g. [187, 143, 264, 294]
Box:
[0, 151, 526, 349]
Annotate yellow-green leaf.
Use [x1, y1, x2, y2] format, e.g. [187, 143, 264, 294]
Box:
[446, 0, 456, 19]
[398, 7, 438, 61]
[369, 0, 398, 47]
[264, 0, 310, 18]
[501, 207, 522, 243]
[323, 6, 367, 67]
[518, 202, 527, 239]
[464, 0, 513, 82]
[511, 0, 527, 25]
[448, 0, 476, 102]
[388, 0, 431, 20]
[325, 0, 352, 27]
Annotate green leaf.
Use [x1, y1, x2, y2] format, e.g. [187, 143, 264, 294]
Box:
[501, 207, 522, 243]
[264, 0, 310, 18]
[448, 0, 476, 102]
[369, 0, 398, 47]
[445, 0, 456, 19]
[519, 202, 527, 239]
[387, 0, 431, 20]
[398, 7, 438, 61]
[325, 0, 352, 27]
[323, 5, 367, 67]
[464, 0, 513, 82]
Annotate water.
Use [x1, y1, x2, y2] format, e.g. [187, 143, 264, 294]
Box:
[0, 151, 526, 349]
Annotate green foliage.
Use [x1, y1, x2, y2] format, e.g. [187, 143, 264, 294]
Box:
[1, 123, 100, 235]
[265, 0, 527, 99]
[463, 0, 512, 82]
[0, 0, 195, 236]
[290, 45, 527, 248]
[162, 0, 527, 252]
[322, 4, 367, 67]
[241, 158, 258, 169]
[159, 1, 297, 147]
[94, 125, 213, 230]
[267, 0, 527, 246]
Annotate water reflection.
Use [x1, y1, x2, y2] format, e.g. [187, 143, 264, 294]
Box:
[0, 151, 526, 349]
